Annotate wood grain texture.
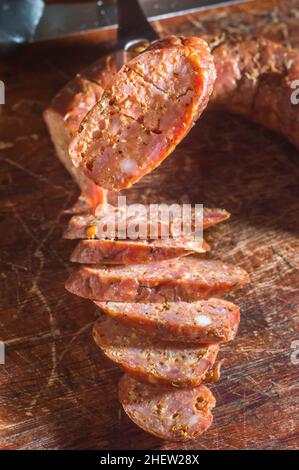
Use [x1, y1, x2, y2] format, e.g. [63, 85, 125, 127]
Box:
[0, 0, 298, 450]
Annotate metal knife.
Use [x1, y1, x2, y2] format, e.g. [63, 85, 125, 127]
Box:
[0, 0, 253, 56]
[35, 0, 254, 41]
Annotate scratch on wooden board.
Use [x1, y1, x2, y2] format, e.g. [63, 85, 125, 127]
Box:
[10, 264, 21, 313]
[0, 418, 36, 432]
[210, 429, 220, 450]
[4, 330, 60, 347]
[33, 193, 73, 255]
[116, 407, 122, 433]
[271, 247, 296, 271]
[1, 261, 29, 271]
[14, 249, 44, 318]
[242, 387, 248, 447]
[38, 195, 74, 272]
[58, 321, 94, 362]
[15, 134, 39, 142]
[10, 202, 39, 244]
[270, 381, 299, 396]
[0, 141, 14, 150]
[1, 157, 69, 192]
[12, 99, 46, 112]
[28, 281, 58, 408]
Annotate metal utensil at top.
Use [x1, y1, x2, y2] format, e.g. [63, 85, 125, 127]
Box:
[34, 0, 254, 42]
[115, 0, 159, 70]
[0, 0, 254, 57]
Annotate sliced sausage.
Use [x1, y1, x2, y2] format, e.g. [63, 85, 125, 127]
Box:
[69, 36, 216, 190]
[44, 54, 116, 146]
[95, 298, 240, 343]
[44, 55, 117, 210]
[93, 317, 219, 387]
[70, 238, 209, 265]
[211, 37, 299, 150]
[65, 257, 249, 302]
[63, 207, 230, 239]
[44, 77, 105, 204]
[119, 374, 216, 441]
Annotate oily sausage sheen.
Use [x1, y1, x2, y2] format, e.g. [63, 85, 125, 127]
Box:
[93, 317, 219, 386]
[69, 36, 216, 190]
[63, 207, 230, 240]
[70, 238, 208, 265]
[211, 38, 299, 150]
[95, 298, 240, 343]
[119, 374, 216, 441]
[65, 257, 249, 302]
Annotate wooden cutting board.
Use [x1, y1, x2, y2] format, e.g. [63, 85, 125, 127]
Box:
[0, 0, 298, 450]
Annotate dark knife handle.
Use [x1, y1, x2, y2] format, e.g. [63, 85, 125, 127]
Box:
[0, 0, 44, 57]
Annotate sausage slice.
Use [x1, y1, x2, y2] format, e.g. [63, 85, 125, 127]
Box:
[119, 374, 216, 441]
[44, 55, 118, 210]
[63, 207, 230, 239]
[95, 298, 240, 343]
[69, 36, 216, 190]
[70, 238, 209, 265]
[93, 317, 219, 387]
[65, 257, 249, 302]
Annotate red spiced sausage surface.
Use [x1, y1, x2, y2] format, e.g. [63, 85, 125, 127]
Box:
[70, 238, 208, 265]
[69, 36, 216, 190]
[65, 257, 249, 302]
[119, 374, 216, 442]
[96, 298, 240, 343]
[63, 207, 230, 240]
[93, 317, 219, 387]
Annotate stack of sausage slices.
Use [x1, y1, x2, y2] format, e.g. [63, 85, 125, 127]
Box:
[45, 36, 250, 442]
[63, 208, 249, 442]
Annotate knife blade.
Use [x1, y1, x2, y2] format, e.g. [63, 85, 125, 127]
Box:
[0, 0, 44, 55]
[34, 0, 254, 42]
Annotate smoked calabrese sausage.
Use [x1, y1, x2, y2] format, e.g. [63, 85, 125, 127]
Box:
[65, 257, 249, 302]
[119, 374, 216, 441]
[211, 37, 299, 150]
[70, 238, 209, 265]
[95, 298, 240, 343]
[63, 207, 230, 240]
[69, 36, 216, 190]
[93, 317, 219, 386]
